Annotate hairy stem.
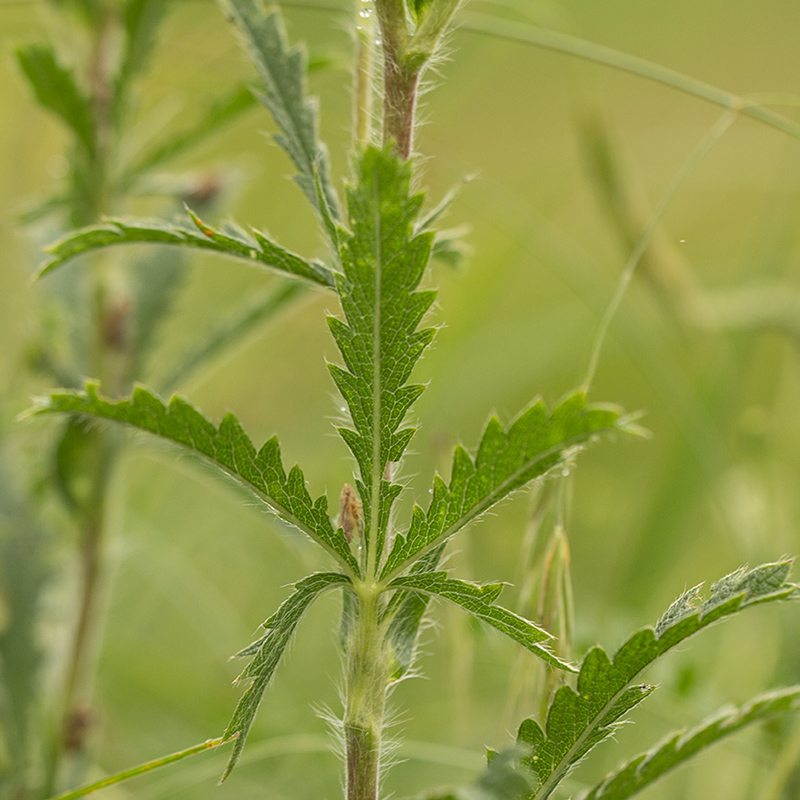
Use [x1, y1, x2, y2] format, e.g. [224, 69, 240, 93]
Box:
[344, 587, 389, 800]
[373, 0, 420, 159]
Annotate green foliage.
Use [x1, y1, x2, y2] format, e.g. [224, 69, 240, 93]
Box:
[29, 383, 360, 576]
[514, 562, 797, 799]
[422, 563, 798, 800]
[223, 0, 339, 226]
[577, 687, 800, 800]
[222, 572, 352, 779]
[123, 84, 257, 180]
[16, 44, 95, 157]
[15, 0, 800, 798]
[328, 146, 436, 565]
[380, 392, 635, 580]
[38, 211, 334, 286]
[386, 572, 571, 670]
[0, 512, 51, 788]
[115, 0, 171, 113]
[29, 131, 636, 783]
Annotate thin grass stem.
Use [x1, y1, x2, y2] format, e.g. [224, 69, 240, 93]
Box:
[45, 738, 227, 800]
[581, 110, 737, 392]
[461, 14, 800, 143]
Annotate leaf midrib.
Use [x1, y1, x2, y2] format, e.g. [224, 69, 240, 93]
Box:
[368, 158, 383, 581]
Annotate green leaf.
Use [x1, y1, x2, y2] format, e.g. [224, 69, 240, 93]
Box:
[381, 392, 636, 580]
[222, 572, 351, 779]
[16, 44, 95, 156]
[53, 416, 104, 514]
[423, 749, 534, 800]
[37, 212, 335, 287]
[115, 0, 171, 109]
[383, 543, 447, 681]
[574, 686, 800, 800]
[128, 246, 188, 378]
[224, 0, 340, 224]
[123, 85, 257, 180]
[431, 226, 470, 268]
[516, 561, 797, 799]
[327, 146, 436, 565]
[387, 572, 573, 671]
[0, 519, 51, 781]
[157, 281, 304, 393]
[28, 383, 360, 577]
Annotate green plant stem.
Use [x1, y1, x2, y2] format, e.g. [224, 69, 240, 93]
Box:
[45, 737, 226, 800]
[46, 8, 128, 793]
[461, 13, 800, 143]
[344, 586, 389, 800]
[374, 0, 419, 158]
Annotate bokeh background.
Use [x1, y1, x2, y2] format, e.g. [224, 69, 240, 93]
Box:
[3, 1, 800, 798]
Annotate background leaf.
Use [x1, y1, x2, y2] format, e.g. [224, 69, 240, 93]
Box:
[16, 44, 95, 156]
[115, 0, 172, 113]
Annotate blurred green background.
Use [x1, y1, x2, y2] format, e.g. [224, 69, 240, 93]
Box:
[3, 0, 800, 798]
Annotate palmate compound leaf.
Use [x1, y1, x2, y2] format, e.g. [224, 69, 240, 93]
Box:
[222, 572, 351, 780]
[380, 392, 640, 581]
[327, 146, 437, 562]
[575, 686, 800, 800]
[27, 383, 360, 577]
[36, 211, 334, 287]
[224, 0, 340, 225]
[515, 561, 798, 800]
[386, 572, 574, 671]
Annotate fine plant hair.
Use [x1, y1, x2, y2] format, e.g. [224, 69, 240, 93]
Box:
[10, 2, 800, 800]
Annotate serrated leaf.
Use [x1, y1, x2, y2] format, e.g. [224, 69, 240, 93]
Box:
[516, 561, 797, 799]
[28, 383, 360, 577]
[381, 392, 633, 580]
[224, 0, 339, 224]
[222, 572, 351, 779]
[575, 687, 800, 800]
[387, 572, 573, 671]
[327, 146, 436, 564]
[16, 44, 95, 156]
[37, 213, 334, 287]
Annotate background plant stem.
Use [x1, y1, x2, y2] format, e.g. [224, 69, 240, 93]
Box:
[46, 6, 128, 792]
